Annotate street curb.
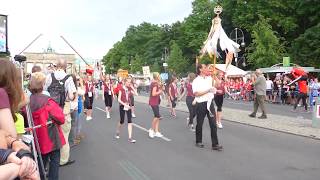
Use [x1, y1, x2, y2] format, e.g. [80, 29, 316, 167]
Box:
[135, 99, 320, 141]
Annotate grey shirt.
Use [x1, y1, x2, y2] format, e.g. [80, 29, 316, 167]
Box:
[253, 75, 266, 96]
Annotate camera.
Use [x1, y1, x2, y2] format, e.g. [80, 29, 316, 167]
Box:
[14, 55, 27, 63]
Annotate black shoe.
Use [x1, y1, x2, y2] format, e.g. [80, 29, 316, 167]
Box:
[212, 145, 223, 151]
[195, 143, 204, 148]
[248, 114, 256, 118]
[258, 115, 267, 119]
[60, 160, 75, 167]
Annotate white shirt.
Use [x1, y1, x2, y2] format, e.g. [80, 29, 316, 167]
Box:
[192, 76, 213, 103]
[266, 80, 273, 90]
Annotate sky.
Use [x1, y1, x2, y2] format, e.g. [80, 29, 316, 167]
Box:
[0, 0, 193, 59]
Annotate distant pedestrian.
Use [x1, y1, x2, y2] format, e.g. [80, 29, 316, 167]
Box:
[192, 64, 222, 151]
[103, 75, 114, 119]
[169, 77, 178, 117]
[249, 69, 267, 119]
[84, 75, 95, 121]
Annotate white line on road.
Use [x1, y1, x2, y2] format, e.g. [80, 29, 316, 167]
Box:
[95, 107, 172, 142]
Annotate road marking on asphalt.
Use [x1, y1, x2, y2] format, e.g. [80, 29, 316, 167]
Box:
[95, 107, 172, 142]
[118, 160, 151, 180]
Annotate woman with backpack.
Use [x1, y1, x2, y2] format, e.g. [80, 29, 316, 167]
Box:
[115, 77, 138, 143]
[84, 75, 95, 121]
[29, 72, 65, 180]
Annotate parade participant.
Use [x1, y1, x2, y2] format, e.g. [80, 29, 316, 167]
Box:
[29, 72, 65, 180]
[291, 67, 308, 112]
[75, 77, 85, 143]
[115, 78, 137, 143]
[214, 72, 231, 129]
[249, 69, 267, 119]
[148, 72, 164, 138]
[103, 75, 114, 119]
[192, 64, 222, 151]
[179, 73, 196, 131]
[84, 75, 95, 121]
[169, 77, 178, 117]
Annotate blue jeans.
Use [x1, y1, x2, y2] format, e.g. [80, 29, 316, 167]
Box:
[40, 149, 60, 180]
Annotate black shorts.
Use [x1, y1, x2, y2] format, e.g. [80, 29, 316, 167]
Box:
[266, 90, 272, 96]
[171, 97, 177, 108]
[130, 96, 134, 106]
[214, 94, 224, 112]
[104, 92, 113, 107]
[84, 94, 94, 109]
[119, 105, 132, 124]
[151, 105, 161, 118]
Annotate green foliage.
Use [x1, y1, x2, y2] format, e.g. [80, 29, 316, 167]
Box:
[167, 42, 188, 75]
[290, 23, 320, 68]
[247, 16, 285, 68]
[102, 0, 320, 73]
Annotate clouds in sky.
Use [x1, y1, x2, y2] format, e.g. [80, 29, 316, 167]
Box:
[0, 0, 193, 59]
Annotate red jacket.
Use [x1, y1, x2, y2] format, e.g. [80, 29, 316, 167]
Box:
[30, 94, 65, 155]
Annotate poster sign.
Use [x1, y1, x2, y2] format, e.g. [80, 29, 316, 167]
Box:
[283, 57, 290, 67]
[142, 66, 150, 77]
[0, 14, 8, 53]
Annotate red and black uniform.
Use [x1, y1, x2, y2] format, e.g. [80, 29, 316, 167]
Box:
[185, 82, 196, 125]
[119, 86, 133, 124]
[214, 81, 226, 112]
[103, 81, 113, 107]
[169, 83, 178, 108]
[149, 81, 161, 118]
[84, 81, 95, 109]
[292, 68, 308, 110]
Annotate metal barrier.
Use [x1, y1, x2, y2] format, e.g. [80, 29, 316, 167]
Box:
[312, 96, 320, 128]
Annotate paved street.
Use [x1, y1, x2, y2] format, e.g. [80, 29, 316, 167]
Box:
[61, 99, 320, 180]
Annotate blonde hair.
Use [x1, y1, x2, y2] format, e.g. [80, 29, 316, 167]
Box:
[188, 73, 196, 82]
[29, 72, 46, 94]
[153, 72, 160, 80]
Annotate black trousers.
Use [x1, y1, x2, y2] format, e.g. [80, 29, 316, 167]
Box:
[186, 96, 196, 125]
[195, 102, 219, 146]
[294, 92, 307, 110]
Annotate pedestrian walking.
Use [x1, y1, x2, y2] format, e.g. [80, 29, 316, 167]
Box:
[130, 77, 137, 118]
[179, 73, 196, 131]
[291, 67, 308, 112]
[103, 75, 114, 119]
[115, 78, 138, 143]
[192, 64, 222, 151]
[249, 69, 267, 119]
[148, 72, 164, 138]
[84, 75, 95, 121]
[214, 72, 232, 129]
[169, 77, 178, 117]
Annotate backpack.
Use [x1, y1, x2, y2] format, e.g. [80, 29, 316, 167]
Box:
[47, 73, 70, 108]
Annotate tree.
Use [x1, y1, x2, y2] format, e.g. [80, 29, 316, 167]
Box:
[167, 41, 188, 75]
[290, 23, 320, 68]
[131, 54, 144, 73]
[247, 16, 285, 68]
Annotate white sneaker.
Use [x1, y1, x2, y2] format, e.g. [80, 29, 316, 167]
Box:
[128, 138, 136, 143]
[86, 116, 92, 121]
[132, 113, 136, 118]
[115, 133, 120, 139]
[148, 129, 155, 138]
[106, 113, 111, 119]
[154, 132, 164, 138]
[217, 122, 223, 129]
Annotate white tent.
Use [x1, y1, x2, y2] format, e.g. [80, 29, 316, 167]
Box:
[215, 64, 247, 77]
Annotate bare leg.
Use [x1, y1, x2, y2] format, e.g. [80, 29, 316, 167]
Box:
[151, 118, 157, 131]
[155, 119, 160, 133]
[128, 123, 133, 139]
[216, 111, 222, 124]
[116, 122, 122, 134]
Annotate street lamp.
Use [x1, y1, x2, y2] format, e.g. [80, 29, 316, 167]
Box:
[230, 28, 245, 67]
[162, 47, 169, 73]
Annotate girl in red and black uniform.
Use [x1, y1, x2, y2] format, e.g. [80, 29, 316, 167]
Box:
[214, 73, 231, 129]
[179, 73, 196, 131]
[169, 77, 178, 117]
[103, 75, 114, 119]
[84, 75, 95, 121]
[115, 78, 138, 143]
[148, 73, 164, 138]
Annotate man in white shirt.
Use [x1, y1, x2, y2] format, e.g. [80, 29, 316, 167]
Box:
[192, 64, 222, 151]
[44, 59, 77, 166]
[266, 77, 273, 102]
